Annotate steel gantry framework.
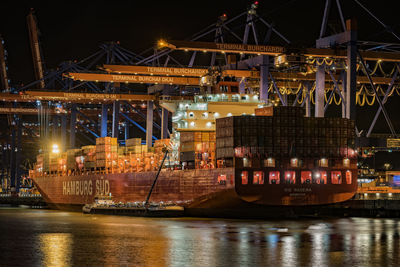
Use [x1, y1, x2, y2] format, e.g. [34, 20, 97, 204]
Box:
[2, 1, 400, 192]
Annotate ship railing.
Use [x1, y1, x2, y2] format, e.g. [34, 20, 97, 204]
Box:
[354, 192, 400, 200]
[17, 193, 42, 198]
[33, 165, 180, 177]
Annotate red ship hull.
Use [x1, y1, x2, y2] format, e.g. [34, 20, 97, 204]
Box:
[234, 168, 358, 206]
[32, 167, 357, 211]
[32, 168, 236, 209]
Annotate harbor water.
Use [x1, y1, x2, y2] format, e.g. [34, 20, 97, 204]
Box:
[0, 207, 399, 266]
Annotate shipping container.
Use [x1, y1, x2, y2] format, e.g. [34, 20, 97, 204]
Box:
[125, 138, 142, 147]
[96, 137, 118, 146]
[255, 106, 273, 116]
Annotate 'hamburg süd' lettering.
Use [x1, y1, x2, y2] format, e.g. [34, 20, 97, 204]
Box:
[63, 179, 109, 196]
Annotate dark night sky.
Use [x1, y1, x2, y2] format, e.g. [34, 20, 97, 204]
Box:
[1, 0, 400, 133]
[1, 0, 399, 83]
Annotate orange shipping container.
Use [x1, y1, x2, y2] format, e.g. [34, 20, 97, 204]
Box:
[209, 132, 216, 141]
[96, 144, 117, 152]
[96, 152, 117, 160]
[255, 107, 273, 116]
[96, 136, 117, 145]
[125, 138, 142, 146]
[201, 132, 210, 142]
[195, 142, 203, 151]
[194, 132, 202, 141]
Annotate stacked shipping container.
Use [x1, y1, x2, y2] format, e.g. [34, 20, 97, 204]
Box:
[36, 152, 67, 173]
[36, 153, 49, 173]
[179, 131, 216, 169]
[121, 138, 147, 172]
[82, 145, 96, 169]
[95, 137, 118, 169]
[67, 149, 80, 171]
[32, 136, 175, 176]
[216, 106, 356, 168]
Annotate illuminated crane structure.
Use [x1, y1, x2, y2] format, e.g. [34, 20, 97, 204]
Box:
[1, 1, 400, 192]
[27, 9, 46, 90]
[0, 35, 9, 92]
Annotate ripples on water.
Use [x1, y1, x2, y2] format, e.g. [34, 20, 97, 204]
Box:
[0, 208, 399, 266]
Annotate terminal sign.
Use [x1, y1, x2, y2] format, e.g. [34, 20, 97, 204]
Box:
[387, 138, 400, 148]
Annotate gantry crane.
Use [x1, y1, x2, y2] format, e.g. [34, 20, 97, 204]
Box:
[156, 30, 399, 139]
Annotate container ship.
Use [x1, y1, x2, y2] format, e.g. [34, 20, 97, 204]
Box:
[29, 87, 357, 211]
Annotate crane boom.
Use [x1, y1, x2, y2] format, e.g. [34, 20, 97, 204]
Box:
[0, 91, 196, 103]
[27, 9, 45, 89]
[66, 68, 393, 88]
[102, 64, 390, 84]
[0, 35, 9, 91]
[65, 72, 200, 85]
[160, 40, 400, 62]
[102, 65, 208, 77]
[103, 64, 261, 79]
[160, 40, 285, 56]
[0, 107, 63, 115]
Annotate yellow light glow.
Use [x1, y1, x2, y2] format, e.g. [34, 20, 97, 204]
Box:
[52, 144, 60, 154]
[157, 39, 167, 48]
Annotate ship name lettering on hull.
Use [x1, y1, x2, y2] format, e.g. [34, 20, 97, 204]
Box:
[284, 188, 312, 193]
[62, 179, 110, 196]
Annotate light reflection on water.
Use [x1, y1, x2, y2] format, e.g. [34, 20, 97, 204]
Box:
[0, 208, 400, 266]
[39, 233, 73, 267]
